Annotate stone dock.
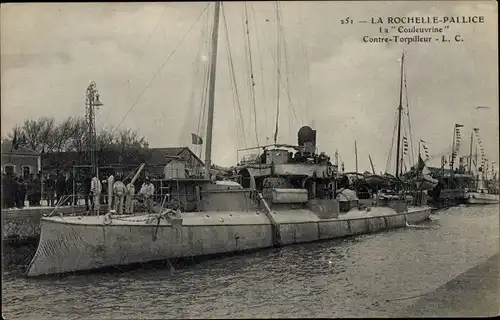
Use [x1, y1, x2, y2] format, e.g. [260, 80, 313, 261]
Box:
[2, 206, 85, 244]
[2, 206, 86, 267]
[395, 253, 500, 317]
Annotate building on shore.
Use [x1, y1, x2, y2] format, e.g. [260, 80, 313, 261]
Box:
[1, 141, 40, 179]
[41, 146, 204, 179]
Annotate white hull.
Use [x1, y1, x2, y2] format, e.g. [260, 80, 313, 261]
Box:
[27, 206, 431, 276]
[465, 192, 499, 204]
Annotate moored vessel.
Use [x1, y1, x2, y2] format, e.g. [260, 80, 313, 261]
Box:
[464, 127, 499, 204]
[465, 190, 499, 204]
[26, 5, 431, 277]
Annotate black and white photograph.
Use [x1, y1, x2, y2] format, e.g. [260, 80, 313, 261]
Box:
[1, 1, 498, 318]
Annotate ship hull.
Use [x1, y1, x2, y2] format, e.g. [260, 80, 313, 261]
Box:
[27, 207, 431, 277]
[465, 192, 499, 204]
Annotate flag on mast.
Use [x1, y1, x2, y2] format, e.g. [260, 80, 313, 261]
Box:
[191, 133, 203, 145]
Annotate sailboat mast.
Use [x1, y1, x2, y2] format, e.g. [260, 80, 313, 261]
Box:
[468, 131, 473, 175]
[204, 1, 221, 179]
[355, 141, 358, 174]
[368, 154, 375, 174]
[395, 51, 405, 179]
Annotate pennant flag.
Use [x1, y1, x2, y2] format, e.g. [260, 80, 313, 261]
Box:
[455, 124, 464, 128]
[417, 154, 427, 172]
[422, 145, 428, 150]
[420, 139, 426, 143]
[191, 133, 203, 145]
[473, 128, 479, 131]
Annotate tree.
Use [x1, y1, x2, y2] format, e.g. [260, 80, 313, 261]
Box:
[4, 116, 149, 153]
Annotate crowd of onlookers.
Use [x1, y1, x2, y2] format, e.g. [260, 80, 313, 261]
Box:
[1, 170, 157, 213]
[2, 172, 43, 209]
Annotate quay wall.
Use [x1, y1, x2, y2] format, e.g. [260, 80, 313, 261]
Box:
[2, 206, 86, 243]
[2, 206, 86, 268]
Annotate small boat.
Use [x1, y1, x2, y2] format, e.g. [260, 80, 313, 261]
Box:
[463, 127, 499, 204]
[465, 177, 499, 204]
[465, 189, 499, 204]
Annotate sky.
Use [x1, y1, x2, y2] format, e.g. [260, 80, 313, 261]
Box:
[1, 1, 498, 173]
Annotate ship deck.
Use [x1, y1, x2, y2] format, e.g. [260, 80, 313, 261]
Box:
[40, 205, 430, 226]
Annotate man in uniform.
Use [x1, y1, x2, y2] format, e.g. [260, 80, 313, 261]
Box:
[113, 176, 126, 214]
[125, 178, 135, 214]
[101, 175, 108, 205]
[139, 177, 155, 213]
[107, 173, 115, 211]
[91, 174, 102, 213]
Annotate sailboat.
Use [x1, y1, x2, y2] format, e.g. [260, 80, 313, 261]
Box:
[464, 128, 499, 204]
[26, 3, 431, 277]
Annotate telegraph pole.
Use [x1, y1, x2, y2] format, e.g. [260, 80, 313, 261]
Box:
[85, 81, 103, 177]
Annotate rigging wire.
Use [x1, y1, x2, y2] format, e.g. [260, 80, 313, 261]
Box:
[179, 7, 210, 146]
[273, 1, 281, 145]
[102, 6, 169, 126]
[222, 2, 247, 149]
[277, 1, 303, 134]
[251, 4, 269, 134]
[298, 9, 313, 125]
[385, 110, 399, 174]
[110, 4, 210, 137]
[262, 14, 301, 127]
[243, 1, 260, 146]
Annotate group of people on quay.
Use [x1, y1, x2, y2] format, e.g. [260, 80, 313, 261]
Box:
[1, 169, 156, 214]
[1, 172, 43, 209]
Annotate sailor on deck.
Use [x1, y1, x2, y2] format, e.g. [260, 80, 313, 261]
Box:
[107, 174, 114, 211]
[140, 177, 155, 213]
[91, 175, 102, 213]
[113, 177, 126, 214]
[125, 178, 135, 214]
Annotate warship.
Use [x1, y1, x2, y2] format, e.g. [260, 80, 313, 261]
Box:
[27, 3, 431, 277]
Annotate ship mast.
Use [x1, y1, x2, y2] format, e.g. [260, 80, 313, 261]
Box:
[468, 131, 473, 175]
[395, 51, 405, 179]
[204, 2, 221, 179]
[354, 141, 358, 174]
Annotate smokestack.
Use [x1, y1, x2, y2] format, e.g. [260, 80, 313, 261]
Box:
[297, 126, 317, 154]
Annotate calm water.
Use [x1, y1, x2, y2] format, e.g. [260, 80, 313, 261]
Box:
[3, 205, 499, 319]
